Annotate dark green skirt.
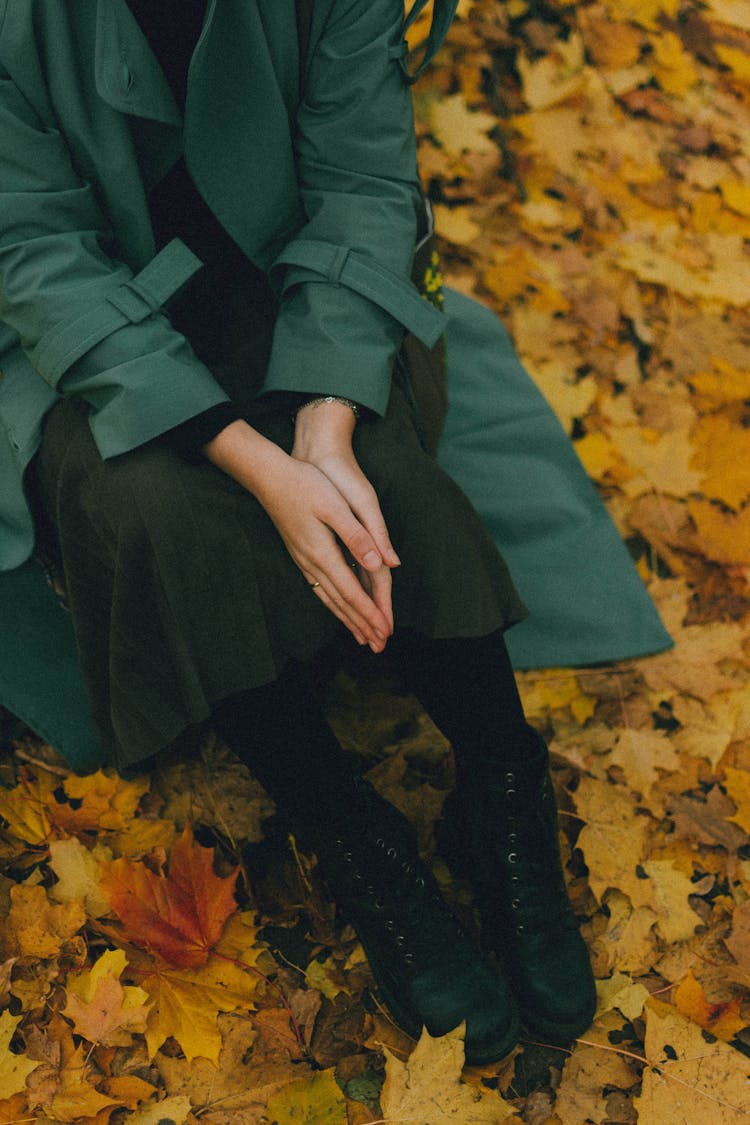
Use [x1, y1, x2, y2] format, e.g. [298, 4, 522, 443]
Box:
[30, 256, 525, 770]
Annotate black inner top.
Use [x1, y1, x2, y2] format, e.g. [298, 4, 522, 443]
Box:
[126, 0, 208, 111]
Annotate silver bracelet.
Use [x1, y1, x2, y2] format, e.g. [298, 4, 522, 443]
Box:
[295, 395, 361, 420]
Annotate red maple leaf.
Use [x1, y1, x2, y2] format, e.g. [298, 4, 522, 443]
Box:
[100, 824, 239, 967]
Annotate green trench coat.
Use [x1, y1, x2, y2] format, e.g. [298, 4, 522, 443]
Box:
[0, 0, 671, 769]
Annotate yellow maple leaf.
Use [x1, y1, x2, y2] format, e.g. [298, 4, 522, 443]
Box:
[615, 228, 750, 307]
[643, 860, 702, 945]
[63, 949, 151, 1047]
[603, 0, 679, 30]
[46, 1044, 121, 1123]
[722, 766, 750, 834]
[690, 413, 750, 509]
[135, 916, 267, 1063]
[596, 971, 650, 1021]
[0, 1011, 39, 1099]
[56, 769, 149, 833]
[650, 31, 699, 95]
[48, 836, 113, 918]
[688, 497, 750, 565]
[688, 359, 750, 409]
[715, 43, 750, 81]
[264, 1068, 347, 1124]
[0, 772, 57, 847]
[518, 673, 597, 725]
[635, 999, 750, 1121]
[673, 970, 746, 1041]
[6, 884, 86, 960]
[429, 94, 497, 155]
[125, 1095, 192, 1125]
[381, 1024, 522, 1123]
[432, 203, 481, 246]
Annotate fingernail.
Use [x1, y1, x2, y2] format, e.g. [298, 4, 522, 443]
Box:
[363, 550, 380, 568]
[389, 549, 401, 566]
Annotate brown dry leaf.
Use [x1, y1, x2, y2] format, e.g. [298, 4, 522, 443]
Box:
[125, 1095, 192, 1125]
[635, 998, 750, 1122]
[553, 1042, 636, 1125]
[63, 949, 151, 1047]
[380, 1024, 522, 1123]
[38, 1043, 120, 1122]
[593, 895, 656, 976]
[639, 621, 747, 701]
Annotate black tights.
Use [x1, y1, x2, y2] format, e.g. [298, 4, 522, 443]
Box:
[211, 629, 535, 827]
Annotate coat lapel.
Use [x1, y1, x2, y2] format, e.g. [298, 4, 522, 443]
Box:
[94, 0, 182, 126]
[183, 0, 306, 270]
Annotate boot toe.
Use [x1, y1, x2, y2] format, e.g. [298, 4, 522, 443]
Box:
[410, 959, 521, 1065]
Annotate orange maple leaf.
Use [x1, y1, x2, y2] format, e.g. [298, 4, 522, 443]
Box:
[100, 824, 239, 968]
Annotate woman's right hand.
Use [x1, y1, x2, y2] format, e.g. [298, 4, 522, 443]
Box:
[202, 419, 393, 650]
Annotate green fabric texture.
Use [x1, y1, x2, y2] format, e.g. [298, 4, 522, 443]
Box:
[0, 561, 101, 770]
[438, 290, 671, 669]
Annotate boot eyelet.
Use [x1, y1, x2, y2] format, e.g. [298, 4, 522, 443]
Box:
[375, 837, 386, 848]
[505, 788, 516, 799]
[510, 874, 521, 885]
[415, 876, 425, 888]
[515, 923, 526, 934]
[504, 772, 516, 785]
[507, 832, 518, 844]
[511, 897, 521, 909]
[395, 934, 406, 947]
[387, 847, 398, 858]
[373, 898, 385, 910]
[353, 872, 363, 883]
[404, 952, 415, 964]
[507, 852, 519, 863]
[384, 919, 395, 932]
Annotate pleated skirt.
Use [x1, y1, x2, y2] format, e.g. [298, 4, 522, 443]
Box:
[30, 250, 526, 770]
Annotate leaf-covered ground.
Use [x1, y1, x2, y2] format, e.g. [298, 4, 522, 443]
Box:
[2, 0, 750, 1120]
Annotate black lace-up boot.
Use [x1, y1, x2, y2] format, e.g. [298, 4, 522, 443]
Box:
[303, 776, 521, 1065]
[438, 733, 596, 1044]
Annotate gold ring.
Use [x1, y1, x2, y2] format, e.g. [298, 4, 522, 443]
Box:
[309, 581, 321, 589]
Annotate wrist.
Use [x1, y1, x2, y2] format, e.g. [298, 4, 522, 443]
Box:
[293, 397, 358, 460]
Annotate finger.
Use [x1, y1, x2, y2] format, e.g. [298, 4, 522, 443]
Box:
[304, 572, 367, 646]
[358, 563, 393, 635]
[319, 490, 390, 576]
[323, 466, 400, 569]
[312, 578, 384, 649]
[315, 547, 391, 643]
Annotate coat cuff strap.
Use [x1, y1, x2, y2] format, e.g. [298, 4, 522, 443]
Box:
[271, 240, 443, 348]
[31, 238, 204, 389]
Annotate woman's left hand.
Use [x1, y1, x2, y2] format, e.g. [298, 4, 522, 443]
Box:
[293, 399, 399, 636]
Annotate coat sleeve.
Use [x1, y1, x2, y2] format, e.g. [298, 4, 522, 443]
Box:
[261, 0, 444, 416]
[0, 63, 229, 460]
